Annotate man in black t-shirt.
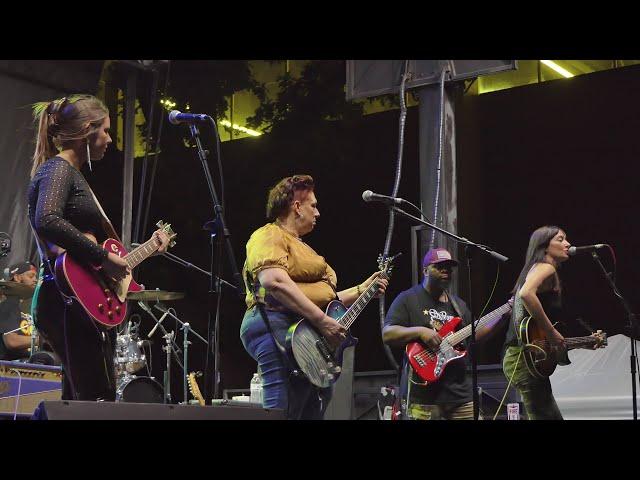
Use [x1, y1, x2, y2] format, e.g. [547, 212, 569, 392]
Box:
[0, 262, 36, 361]
[383, 248, 493, 420]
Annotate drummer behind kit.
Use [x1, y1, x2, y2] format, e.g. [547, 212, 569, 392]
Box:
[0, 276, 63, 416]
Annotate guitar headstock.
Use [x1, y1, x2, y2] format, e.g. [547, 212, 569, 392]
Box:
[187, 371, 205, 406]
[592, 330, 608, 349]
[156, 220, 178, 248]
[377, 252, 402, 277]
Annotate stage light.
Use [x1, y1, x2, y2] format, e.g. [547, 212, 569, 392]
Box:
[219, 119, 262, 137]
[540, 60, 574, 78]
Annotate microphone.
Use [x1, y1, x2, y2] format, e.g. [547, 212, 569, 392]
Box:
[362, 190, 407, 206]
[168, 110, 209, 125]
[568, 244, 606, 256]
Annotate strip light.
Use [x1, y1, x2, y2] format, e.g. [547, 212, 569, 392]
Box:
[219, 119, 262, 137]
[540, 60, 574, 78]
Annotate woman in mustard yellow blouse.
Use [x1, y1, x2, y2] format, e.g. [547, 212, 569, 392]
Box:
[241, 174, 387, 419]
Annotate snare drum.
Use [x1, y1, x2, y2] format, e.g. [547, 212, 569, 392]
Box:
[116, 376, 164, 403]
[115, 334, 147, 374]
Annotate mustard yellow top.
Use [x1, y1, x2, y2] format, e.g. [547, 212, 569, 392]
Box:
[243, 223, 337, 310]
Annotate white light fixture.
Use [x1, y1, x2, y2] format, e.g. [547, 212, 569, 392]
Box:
[540, 60, 574, 78]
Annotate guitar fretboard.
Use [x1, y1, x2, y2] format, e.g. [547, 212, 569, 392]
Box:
[535, 336, 603, 351]
[338, 272, 390, 330]
[447, 301, 513, 346]
[124, 237, 159, 269]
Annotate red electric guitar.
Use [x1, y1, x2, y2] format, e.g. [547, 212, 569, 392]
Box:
[54, 220, 176, 328]
[406, 298, 514, 384]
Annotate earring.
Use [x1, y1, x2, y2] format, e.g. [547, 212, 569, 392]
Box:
[86, 139, 92, 172]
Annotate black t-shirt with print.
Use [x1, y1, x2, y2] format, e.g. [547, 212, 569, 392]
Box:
[0, 297, 31, 361]
[384, 284, 473, 405]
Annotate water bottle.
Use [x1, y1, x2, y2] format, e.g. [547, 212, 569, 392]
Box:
[250, 373, 262, 405]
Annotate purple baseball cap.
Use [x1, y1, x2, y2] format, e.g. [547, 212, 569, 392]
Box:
[422, 248, 458, 268]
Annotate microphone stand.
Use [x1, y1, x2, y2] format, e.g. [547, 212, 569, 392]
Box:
[187, 120, 244, 405]
[137, 300, 184, 403]
[390, 206, 508, 420]
[590, 250, 638, 420]
[153, 304, 208, 404]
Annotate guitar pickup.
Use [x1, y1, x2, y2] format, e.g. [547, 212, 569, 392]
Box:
[316, 340, 334, 362]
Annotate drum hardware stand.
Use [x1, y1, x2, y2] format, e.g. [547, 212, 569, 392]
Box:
[135, 243, 228, 404]
[182, 322, 191, 404]
[162, 331, 174, 404]
[137, 300, 185, 403]
[153, 305, 208, 404]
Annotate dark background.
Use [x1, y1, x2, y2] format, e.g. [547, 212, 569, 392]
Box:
[2, 61, 639, 400]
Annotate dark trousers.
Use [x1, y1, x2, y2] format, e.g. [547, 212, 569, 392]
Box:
[35, 278, 116, 401]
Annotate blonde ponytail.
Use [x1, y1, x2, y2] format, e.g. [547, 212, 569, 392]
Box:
[30, 95, 108, 178]
[31, 102, 60, 178]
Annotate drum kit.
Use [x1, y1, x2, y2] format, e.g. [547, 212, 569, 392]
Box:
[115, 289, 207, 405]
[1, 278, 206, 405]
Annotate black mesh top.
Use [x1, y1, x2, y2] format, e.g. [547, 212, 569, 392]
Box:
[28, 157, 109, 267]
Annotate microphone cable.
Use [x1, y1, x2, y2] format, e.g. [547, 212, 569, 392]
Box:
[378, 60, 411, 372]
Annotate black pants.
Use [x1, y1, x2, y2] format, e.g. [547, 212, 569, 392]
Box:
[35, 278, 117, 401]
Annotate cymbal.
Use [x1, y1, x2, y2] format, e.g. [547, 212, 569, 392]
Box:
[127, 290, 185, 301]
[0, 280, 34, 299]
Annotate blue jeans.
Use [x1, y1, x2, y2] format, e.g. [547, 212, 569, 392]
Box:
[240, 306, 331, 419]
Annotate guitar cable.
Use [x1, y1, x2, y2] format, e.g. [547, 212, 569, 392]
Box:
[9, 368, 23, 421]
[492, 349, 522, 421]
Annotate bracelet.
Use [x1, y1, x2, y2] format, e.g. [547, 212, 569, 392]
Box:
[356, 284, 363, 295]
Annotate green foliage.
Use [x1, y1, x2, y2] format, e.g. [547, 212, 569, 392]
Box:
[246, 60, 365, 135]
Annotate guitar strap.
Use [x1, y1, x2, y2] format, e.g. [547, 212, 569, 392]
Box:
[246, 270, 294, 369]
[87, 186, 122, 243]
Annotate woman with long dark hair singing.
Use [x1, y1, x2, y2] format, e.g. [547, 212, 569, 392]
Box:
[502, 225, 570, 420]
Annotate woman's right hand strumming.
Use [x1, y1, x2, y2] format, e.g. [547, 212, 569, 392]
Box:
[545, 326, 565, 350]
[318, 315, 347, 349]
[101, 252, 130, 281]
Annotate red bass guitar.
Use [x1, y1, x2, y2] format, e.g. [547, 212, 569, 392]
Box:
[406, 298, 514, 384]
[54, 221, 176, 328]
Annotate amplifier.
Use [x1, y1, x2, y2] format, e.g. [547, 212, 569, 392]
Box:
[0, 360, 62, 417]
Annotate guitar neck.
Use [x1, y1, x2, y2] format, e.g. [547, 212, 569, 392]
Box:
[339, 272, 389, 330]
[448, 302, 513, 345]
[559, 336, 601, 351]
[124, 238, 159, 269]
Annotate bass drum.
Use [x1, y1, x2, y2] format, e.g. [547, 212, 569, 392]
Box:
[116, 376, 164, 403]
[28, 350, 61, 366]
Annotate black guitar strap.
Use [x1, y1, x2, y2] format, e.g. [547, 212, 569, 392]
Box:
[246, 271, 294, 370]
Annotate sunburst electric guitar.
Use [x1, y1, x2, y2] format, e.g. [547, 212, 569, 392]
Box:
[54, 220, 176, 328]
